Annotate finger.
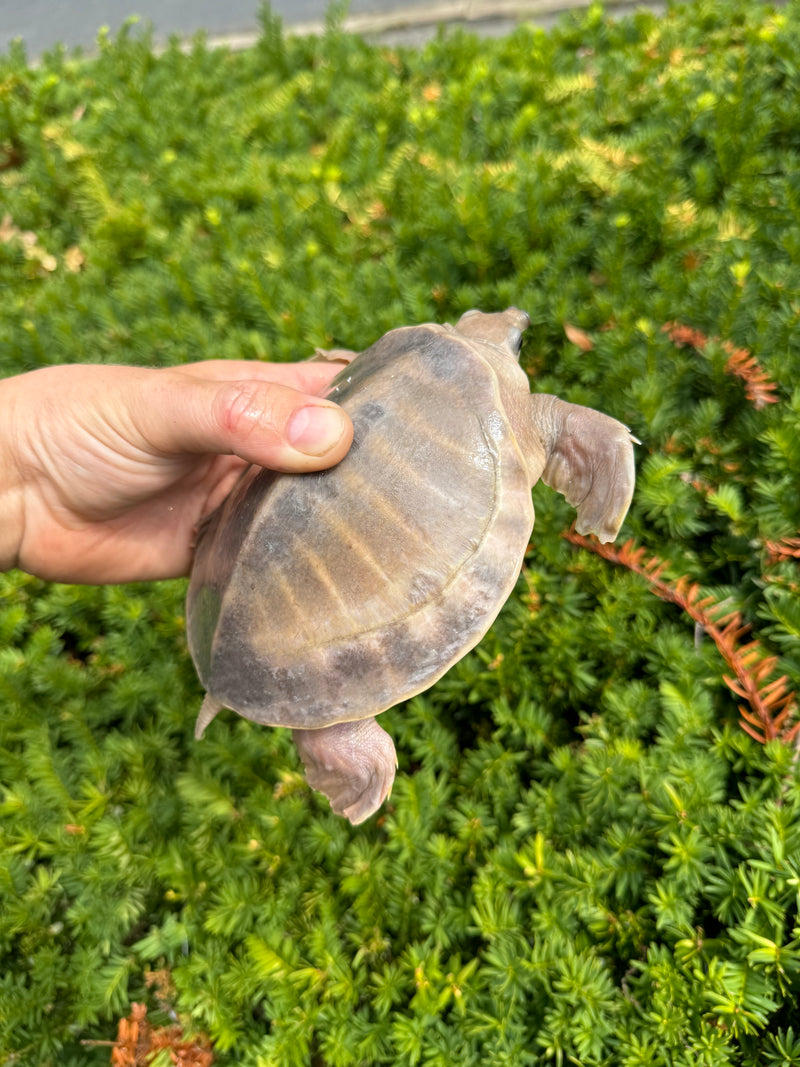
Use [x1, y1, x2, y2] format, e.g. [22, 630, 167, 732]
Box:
[176, 359, 346, 397]
[135, 373, 354, 473]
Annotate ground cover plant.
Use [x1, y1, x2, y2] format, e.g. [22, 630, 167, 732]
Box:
[1, 0, 800, 1062]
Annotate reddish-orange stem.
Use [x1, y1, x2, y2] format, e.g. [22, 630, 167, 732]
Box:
[564, 530, 798, 744]
[662, 321, 779, 410]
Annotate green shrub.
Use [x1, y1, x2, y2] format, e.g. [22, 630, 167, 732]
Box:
[1, 1, 799, 1062]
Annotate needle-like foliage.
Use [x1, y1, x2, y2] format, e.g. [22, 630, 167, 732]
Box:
[1, 1, 800, 1063]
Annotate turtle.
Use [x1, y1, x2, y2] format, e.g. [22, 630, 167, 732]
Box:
[186, 308, 636, 824]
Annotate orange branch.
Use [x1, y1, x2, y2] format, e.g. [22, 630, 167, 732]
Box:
[764, 536, 800, 565]
[564, 530, 798, 744]
[83, 1002, 214, 1067]
[662, 321, 779, 410]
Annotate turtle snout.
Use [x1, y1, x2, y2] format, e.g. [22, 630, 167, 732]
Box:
[455, 306, 531, 356]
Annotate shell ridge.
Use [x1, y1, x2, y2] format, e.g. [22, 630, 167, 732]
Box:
[266, 414, 501, 660]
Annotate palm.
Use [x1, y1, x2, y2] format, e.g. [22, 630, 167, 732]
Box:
[26, 449, 245, 583]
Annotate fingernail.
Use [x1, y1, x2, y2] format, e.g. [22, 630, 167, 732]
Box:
[287, 405, 347, 456]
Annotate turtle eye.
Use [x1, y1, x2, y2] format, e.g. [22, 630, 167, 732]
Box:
[507, 327, 522, 354]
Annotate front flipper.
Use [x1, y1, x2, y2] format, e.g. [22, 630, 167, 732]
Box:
[292, 718, 397, 825]
[310, 347, 359, 365]
[530, 394, 636, 543]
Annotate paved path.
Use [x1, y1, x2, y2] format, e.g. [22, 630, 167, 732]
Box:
[0, 0, 651, 59]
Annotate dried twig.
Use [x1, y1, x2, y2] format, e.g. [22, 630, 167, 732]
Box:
[662, 321, 779, 410]
[764, 537, 800, 565]
[82, 1001, 214, 1066]
[564, 530, 799, 744]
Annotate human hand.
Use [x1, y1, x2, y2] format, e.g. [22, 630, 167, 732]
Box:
[0, 359, 352, 584]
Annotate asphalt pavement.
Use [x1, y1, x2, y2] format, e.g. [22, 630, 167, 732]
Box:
[0, 0, 656, 59]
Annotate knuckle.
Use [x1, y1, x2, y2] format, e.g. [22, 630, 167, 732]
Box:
[214, 380, 280, 442]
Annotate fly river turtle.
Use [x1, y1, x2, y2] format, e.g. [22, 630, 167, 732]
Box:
[186, 309, 636, 824]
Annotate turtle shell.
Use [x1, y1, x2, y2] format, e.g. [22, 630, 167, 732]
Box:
[186, 322, 535, 730]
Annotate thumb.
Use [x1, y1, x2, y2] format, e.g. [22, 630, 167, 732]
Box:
[139, 372, 354, 473]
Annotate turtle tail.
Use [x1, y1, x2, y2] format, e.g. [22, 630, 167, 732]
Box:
[194, 693, 223, 739]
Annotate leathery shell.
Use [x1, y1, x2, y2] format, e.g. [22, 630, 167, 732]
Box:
[186, 323, 534, 729]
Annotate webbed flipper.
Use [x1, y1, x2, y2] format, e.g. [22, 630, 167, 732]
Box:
[310, 347, 359, 365]
[531, 394, 637, 543]
[292, 718, 397, 825]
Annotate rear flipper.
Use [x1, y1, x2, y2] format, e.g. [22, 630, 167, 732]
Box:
[531, 394, 636, 543]
[292, 718, 397, 825]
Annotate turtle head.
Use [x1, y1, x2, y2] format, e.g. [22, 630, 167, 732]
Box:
[455, 307, 531, 361]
